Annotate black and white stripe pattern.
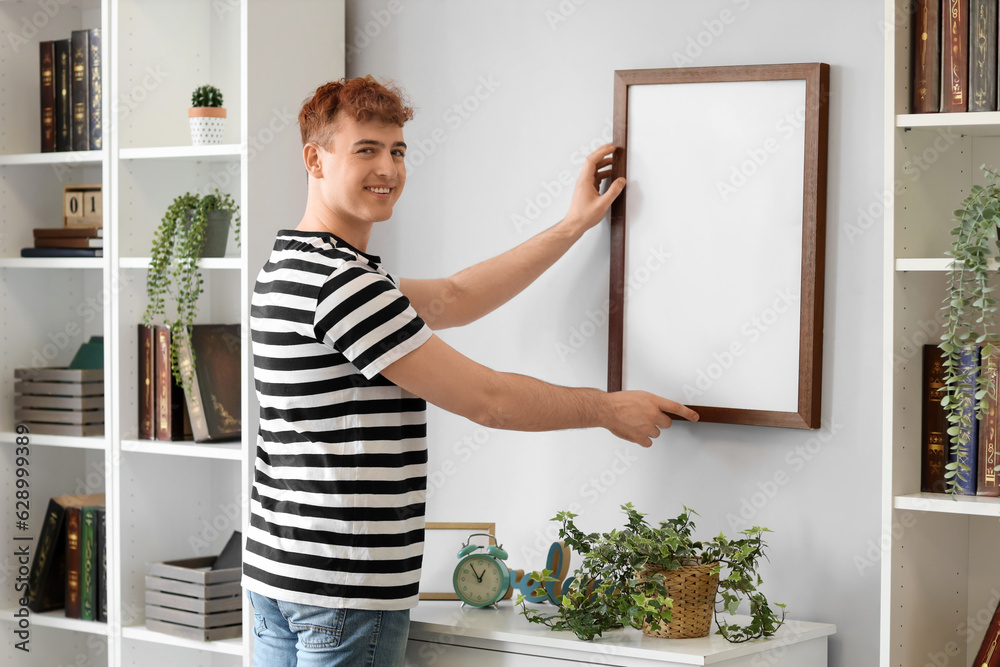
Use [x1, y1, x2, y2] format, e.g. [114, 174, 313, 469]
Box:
[243, 230, 432, 610]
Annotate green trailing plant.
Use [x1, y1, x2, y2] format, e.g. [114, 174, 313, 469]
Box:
[941, 164, 1000, 495]
[517, 504, 785, 643]
[143, 189, 240, 389]
[191, 84, 224, 108]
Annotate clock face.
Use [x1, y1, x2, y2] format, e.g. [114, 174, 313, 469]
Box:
[454, 554, 509, 607]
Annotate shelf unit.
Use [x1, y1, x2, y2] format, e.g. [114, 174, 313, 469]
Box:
[882, 2, 1000, 664]
[0, 1, 345, 665]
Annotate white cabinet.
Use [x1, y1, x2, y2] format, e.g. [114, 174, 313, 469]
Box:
[406, 601, 834, 667]
[0, 1, 343, 665]
[882, 1, 1000, 664]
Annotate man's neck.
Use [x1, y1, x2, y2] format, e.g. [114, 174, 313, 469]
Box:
[296, 202, 372, 252]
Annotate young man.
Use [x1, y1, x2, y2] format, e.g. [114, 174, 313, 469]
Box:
[244, 76, 698, 666]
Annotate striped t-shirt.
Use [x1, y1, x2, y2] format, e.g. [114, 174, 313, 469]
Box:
[243, 230, 433, 610]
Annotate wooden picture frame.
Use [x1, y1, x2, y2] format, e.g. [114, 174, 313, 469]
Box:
[418, 522, 496, 601]
[608, 63, 829, 429]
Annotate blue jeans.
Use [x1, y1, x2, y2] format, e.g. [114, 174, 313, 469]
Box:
[248, 591, 410, 667]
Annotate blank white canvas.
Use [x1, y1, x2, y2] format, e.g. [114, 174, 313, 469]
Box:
[622, 79, 806, 412]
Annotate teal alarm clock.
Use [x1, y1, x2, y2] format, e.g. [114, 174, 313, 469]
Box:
[453, 533, 510, 608]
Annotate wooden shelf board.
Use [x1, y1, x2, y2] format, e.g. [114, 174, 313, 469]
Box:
[122, 625, 243, 654]
[0, 432, 106, 450]
[894, 492, 1000, 516]
[0, 151, 103, 166]
[118, 257, 240, 270]
[0, 608, 109, 635]
[119, 144, 241, 161]
[121, 439, 242, 461]
[0, 258, 104, 270]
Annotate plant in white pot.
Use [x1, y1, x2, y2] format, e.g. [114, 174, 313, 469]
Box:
[188, 84, 226, 145]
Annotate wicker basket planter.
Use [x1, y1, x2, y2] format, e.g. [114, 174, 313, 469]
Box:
[641, 562, 720, 639]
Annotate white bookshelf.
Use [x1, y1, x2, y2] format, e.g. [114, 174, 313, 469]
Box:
[0, 1, 345, 665]
[882, 2, 1000, 665]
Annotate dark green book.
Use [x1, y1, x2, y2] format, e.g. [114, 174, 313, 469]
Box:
[96, 507, 107, 622]
[80, 506, 98, 621]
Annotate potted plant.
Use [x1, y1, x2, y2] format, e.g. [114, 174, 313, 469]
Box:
[189, 84, 226, 145]
[517, 504, 785, 643]
[940, 164, 1000, 495]
[143, 189, 240, 388]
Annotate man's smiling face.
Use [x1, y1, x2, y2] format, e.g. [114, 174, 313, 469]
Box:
[312, 114, 407, 227]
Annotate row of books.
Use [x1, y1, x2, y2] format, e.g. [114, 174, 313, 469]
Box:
[138, 324, 241, 443]
[15, 366, 104, 438]
[911, 0, 1000, 113]
[921, 344, 1000, 495]
[27, 494, 106, 621]
[39, 29, 101, 152]
[21, 227, 104, 259]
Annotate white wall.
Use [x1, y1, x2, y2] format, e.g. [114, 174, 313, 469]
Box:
[347, 1, 884, 664]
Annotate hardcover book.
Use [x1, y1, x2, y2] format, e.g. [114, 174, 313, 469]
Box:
[950, 345, 980, 494]
[942, 0, 970, 112]
[176, 324, 242, 442]
[80, 506, 97, 621]
[33, 227, 103, 239]
[27, 498, 65, 612]
[40, 41, 56, 152]
[969, 0, 998, 111]
[921, 345, 949, 493]
[20, 247, 103, 258]
[96, 507, 107, 622]
[212, 531, 242, 571]
[139, 324, 155, 439]
[87, 28, 101, 150]
[911, 0, 942, 113]
[974, 596, 1000, 666]
[979, 345, 1000, 496]
[54, 39, 71, 152]
[64, 506, 82, 618]
[35, 237, 103, 249]
[70, 30, 89, 151]
[155, 325, 187, 441]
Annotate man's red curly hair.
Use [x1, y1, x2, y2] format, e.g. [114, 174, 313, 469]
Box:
[299, 76, 414, 148]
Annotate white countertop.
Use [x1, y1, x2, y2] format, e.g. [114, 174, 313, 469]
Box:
[409, 600, 836, 665]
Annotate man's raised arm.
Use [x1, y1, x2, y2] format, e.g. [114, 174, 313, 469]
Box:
[380, 332, 698, 447]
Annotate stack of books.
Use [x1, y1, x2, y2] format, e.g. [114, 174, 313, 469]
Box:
[22, 227, 103, 259]
[13, 367, 105, 437]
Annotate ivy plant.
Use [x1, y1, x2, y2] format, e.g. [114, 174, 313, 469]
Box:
[191, 84, 224, 108]
[517, 504, 785, 643]
[941, 165, 1000, 494]
[143, 189, 240, 389]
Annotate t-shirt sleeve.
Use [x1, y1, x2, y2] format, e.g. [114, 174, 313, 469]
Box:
[313, 262, 432, 379]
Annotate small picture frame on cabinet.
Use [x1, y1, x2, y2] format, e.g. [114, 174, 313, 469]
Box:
[418, 522, 496, 601]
